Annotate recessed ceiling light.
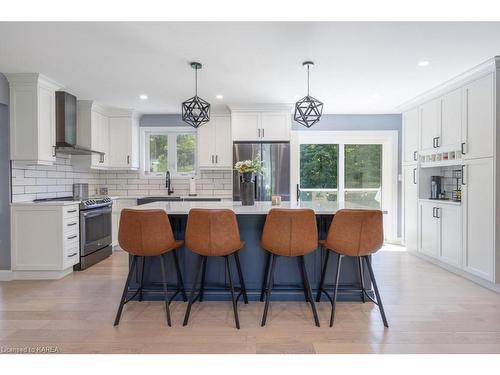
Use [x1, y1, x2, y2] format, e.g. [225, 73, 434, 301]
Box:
[139, 94, 148, 100]
[418, 60, 430, 67]
[215, 94, 224, 100]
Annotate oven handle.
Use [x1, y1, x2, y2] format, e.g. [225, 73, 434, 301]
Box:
[81, 206, 112, 218]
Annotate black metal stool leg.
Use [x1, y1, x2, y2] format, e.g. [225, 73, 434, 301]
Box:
[225, 256, 240, 329]
[234, 252, 248, 304]
[298, 257, 310, 302]
[316, 248, 330, 302]
[330, 253, 342, 327]
[261, 254, 277, 327]
[358, 257, 366, 303]
[183, 255, 204, 326]
[172, 249, 187, 302]
[260, 252, 271, 302]
[159, 254, 172, 326]
[299, 256, 320, 327]
[114, 255, 138, 326]
[199, 256, 208, 302]
[138, 256, 146, 301]
[364, 256, 389, 327]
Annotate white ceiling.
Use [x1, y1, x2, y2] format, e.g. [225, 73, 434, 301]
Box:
[1, 22, 499, 114]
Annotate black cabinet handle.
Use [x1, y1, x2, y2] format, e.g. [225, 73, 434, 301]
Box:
[461, 142, 466, 155]
[436, 137, 440, 148]
[435, 207, 440, 219]
[67, 252, 78, 258]
[413, 151, 417, 161]
[67, 209, 77, 213]
[432, 137, 436, 148]
[211, 155, 214, 163]
[67, 235, 78, 240]
[413, 168, 417, 184]
[67, 222, 77, 227]
[215, 155, 218, 164]
[127, 155, 130, 164]
[296, 184, 300, 203]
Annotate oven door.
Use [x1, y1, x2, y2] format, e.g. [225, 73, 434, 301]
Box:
[80, 205, 112, 256]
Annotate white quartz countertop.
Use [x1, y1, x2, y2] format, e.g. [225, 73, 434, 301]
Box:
[11, 200, 81, 206]
[130, 200, 387, 215]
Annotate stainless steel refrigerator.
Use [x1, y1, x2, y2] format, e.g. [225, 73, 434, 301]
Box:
[233, 142, 290, 201]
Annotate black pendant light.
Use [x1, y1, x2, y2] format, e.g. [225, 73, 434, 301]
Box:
[294, 61, 323, 128]
[182, 62, 210, 128]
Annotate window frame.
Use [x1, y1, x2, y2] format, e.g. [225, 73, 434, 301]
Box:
[140, 126, 197, 178]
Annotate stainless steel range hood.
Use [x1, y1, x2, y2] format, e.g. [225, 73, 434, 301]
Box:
[55, 91, 104, 161]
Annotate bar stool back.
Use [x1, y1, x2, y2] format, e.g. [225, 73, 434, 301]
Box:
[260, 208, 320, 327]
[316, 209, 388, 327]
[115, 209, 187, 326]
[183, 209, 248, 329]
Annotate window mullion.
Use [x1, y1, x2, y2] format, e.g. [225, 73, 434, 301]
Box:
[338, 143, 345, 205]
[169, 134, 176, 173]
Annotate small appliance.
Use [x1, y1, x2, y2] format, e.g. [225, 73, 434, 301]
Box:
[430, 176, 442, 200]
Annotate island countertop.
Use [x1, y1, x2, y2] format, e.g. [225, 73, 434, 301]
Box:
[130, 200, 387, 215]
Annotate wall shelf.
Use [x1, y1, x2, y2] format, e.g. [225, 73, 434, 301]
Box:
[420, 159, 463, 168]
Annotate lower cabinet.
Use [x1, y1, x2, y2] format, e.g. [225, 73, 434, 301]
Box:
[418, 200, 462, 267]
[403, 165, 418, 251]
[112, 198, 138, 246]
[11, 203, 80, 278]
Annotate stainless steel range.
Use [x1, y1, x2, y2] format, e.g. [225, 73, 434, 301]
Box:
[33, 194, 113, 270]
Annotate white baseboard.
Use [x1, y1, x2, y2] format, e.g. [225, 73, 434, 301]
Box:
[10, 267, 73, 280]
[408, 250, 500, 294]
[0, 270, 14, 281]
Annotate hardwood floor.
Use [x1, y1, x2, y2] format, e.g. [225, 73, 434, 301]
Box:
[2, 246, 500, 354]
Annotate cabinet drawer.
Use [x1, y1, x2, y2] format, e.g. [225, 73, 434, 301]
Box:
[63, 206, 79, 219]
[64, 232, 79, 249]
[63, 217, 79, 233]
[64, 246, 79, 267]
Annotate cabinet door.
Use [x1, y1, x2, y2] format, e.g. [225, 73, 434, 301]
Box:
[439, 204, 461, 267]
[418, 201, 439, 258]
[462, 73, 494, 159]
[403, 166, 418, 251]
[197, 119, 216, 168]
[231, 113, 260, 141]
[214, 116, 232, 167]
[403, 108, 419, 164]
[90, 111, 102, 167]
[462, 157, 494, 280]
[108, 117, 131, 168]
[261, 112, 290, 141]
[440, 88, 462, 151]
[37, 85, 56, 164]
[419, 99, 440, 152]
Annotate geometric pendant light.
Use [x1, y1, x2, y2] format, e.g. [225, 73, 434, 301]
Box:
[294, 61, 323, 128]
[182, 62, 211, 128]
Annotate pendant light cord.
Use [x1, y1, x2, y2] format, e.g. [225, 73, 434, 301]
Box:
[307, 64, 310, 96]
[194, 66, 198, 96]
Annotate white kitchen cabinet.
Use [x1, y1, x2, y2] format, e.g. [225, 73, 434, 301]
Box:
[198, 115, 232, 168]
[108, 115, 140, 169]
[418, 200, 440, 258]
[11, 203, 80, 279]
[461, 73, 494, 160]
[7, 73, 61, 165]
[112, 198, 138, 247]
[403, 166, 418, 252]
[231, 109, 291, 141]
[439, 203, 462, 267]
[402, 108, 419, 164]
[462, 157, 495, 280]
[419, 98, 441, 153]
[440, 88, 462, 151]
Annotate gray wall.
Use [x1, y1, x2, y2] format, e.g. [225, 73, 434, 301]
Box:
[140, 114, 187, 127]
[0, 73, 10, 270]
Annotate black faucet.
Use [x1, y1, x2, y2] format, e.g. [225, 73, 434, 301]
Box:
[165, 171, 174, 195]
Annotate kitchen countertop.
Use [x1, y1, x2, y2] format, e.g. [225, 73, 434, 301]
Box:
[110, 195, 233, 201]
[11, 200, 81, 206]
[131, 200, 387, 215]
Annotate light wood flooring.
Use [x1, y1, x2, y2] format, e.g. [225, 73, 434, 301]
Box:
[2, 246, 500, 354]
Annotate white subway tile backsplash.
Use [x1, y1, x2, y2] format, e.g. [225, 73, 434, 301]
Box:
[25, 185, 47, 194]
[25, 170, 47, 178]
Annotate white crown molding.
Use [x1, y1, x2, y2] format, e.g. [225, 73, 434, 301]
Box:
[229, 103, 293, 113]
[396, 56, 500, 112]
[5, 72, 63, 91]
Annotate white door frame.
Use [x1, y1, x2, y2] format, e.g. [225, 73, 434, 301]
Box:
[290, 130, 399, 242]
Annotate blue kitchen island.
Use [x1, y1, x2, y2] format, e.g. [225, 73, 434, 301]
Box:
[126, 201, 385, 301]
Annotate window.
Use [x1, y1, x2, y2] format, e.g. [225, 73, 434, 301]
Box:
[299, 144, 338, 203]
[143, 128, 196, 176]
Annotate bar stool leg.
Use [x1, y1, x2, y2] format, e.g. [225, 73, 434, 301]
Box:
[183, 255, 205, 326]
[234, 252, 249, 304]
[172, 249, 187, 302]
[260, 252, 271, 302]
[316, 248, 330, 302]
[199, 256, 208, 302]
[225, 256, 240, 329]
[138, 256, 146, 302]
[364, 256, 389, 328]
[114, 255, 138, 326]
[159, 254, 172, 327]
[299, 256, 320, 327]
[330, 253, 342, 327]
[298, 257, 310, 302]
[358, 257, 366, 303]
[261, 254, 277, 327]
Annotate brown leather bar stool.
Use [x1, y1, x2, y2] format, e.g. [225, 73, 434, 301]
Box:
[114, 209, 187, 327]
[182, 209, 248, 329]
[260, 208, 320, 327]
[316, 209, 388, 327]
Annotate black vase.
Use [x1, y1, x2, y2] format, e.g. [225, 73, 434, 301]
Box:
[240, 172, 255, 206]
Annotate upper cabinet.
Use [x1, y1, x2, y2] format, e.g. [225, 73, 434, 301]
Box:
[198, 115, 232, 169]
[419, 98, 441, 153]
[231, 107, 291, 141]
[461, 73, 495, 160]
[440, 88, 462, 151]
[402, 107, 419, 164]
[108, 115, 140, 169]
[7, 73, 62, 165]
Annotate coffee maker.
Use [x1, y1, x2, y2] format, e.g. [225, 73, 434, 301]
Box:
[430, 176, 442, 199]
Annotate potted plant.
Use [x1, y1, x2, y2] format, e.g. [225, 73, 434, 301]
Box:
[234, 158, 263, 206]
